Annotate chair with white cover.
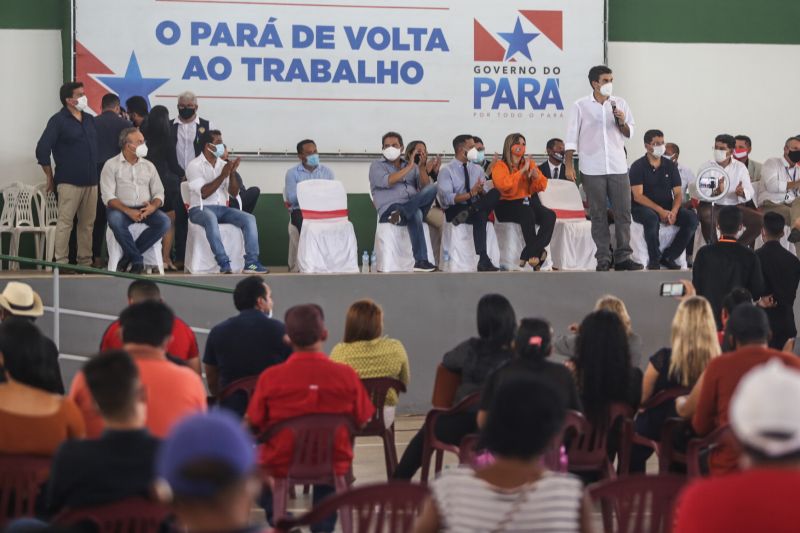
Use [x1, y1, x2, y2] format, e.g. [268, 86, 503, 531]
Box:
[180, 182, 245, 274]
[283, 188, 299, 273]
[618, 222, 688, 268]
[494, 221, 553, 271]
[538, 180, 597, 270]
[373, 219, 435, 272]
[439, 221, 500, 272]
[105, 224, 165, 275]
[295, 180, 358, 273]
[9, 184, 49, 271]
[34, 184, 58, 266]
[0, 184, 19, 270]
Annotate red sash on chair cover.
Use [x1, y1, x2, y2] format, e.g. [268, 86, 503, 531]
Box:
[552, 208, 587, 219]
[301, 209, 348, 220]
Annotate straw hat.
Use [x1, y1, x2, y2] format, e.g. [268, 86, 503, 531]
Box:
[0, 282, 44, 317]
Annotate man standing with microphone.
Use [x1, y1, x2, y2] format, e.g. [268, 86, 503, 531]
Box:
[564, 65, 643, 271]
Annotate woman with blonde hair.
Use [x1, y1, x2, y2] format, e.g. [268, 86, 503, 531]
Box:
[630, 296, 720, 472]
[492, 133, 555, 270]
[330, 299, 409, 427]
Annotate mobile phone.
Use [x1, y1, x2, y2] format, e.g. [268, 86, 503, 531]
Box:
[414, 153, 421, 164]
[660, 282, 686, 297]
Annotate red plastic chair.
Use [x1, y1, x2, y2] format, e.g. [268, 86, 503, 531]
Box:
[0, 454, 50, 527]
[457, 433, 481, 467]
[430, 364, 461, 409]
[356, 377, 407, 478]
[420, 392, 481, 484]
[686, 424, 738, 477]
[629, 387, 691, 468]
[588, 474, 687, 533]
[259, 413, 357, 527]
[274, 482, 429, 533]
[54, 497, 170, 533]
[218, 374, 260, 404]
[566, 402, 634, 480]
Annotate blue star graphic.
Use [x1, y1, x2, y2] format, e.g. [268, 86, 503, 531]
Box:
[97, 52, 169, 110]
[498, 17, 539, 61]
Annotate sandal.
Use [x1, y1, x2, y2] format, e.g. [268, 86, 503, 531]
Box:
[528, 250, 548, 271]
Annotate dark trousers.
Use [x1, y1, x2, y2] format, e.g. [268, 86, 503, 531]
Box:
[394, 411, 477, 480]
[230, 187, 261, 214]
[260, 484, 335, 532]
[444, 188, 500, 257]
[698, 203, 763, 248]
[630, 205, 698, 264]
[494, 195, 556, 261]
[290, 209, 303, 232]
[91, 195, 106, 261]
[174, 200, 188, 262]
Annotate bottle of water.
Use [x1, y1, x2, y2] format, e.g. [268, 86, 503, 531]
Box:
[442, 250, 450, 272]
[370, 251, 377, 273]
[361, 251, 369, 273]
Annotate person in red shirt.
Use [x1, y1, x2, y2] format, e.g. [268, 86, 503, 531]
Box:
[246, 304, 374, 533]
[100, 280, 200, 374]
[673, 359, 800, 533]
[676, 304, 800, 475]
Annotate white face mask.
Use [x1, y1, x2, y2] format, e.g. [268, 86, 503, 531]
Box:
[651, 144, 666, 158]
[74, 95, 88, 111]
[599, 82, 613, 97]
[135, 143, 148, 158]
[714, 149, 729, 163]
[466, 147, 479, 162]
[382, 146, 401, 161]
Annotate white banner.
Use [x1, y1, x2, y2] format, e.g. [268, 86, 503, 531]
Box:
[75, 0, 604, 155]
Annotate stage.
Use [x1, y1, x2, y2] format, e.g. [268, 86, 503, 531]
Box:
[15, 269, 706, 414]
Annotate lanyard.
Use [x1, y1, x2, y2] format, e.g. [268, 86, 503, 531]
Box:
[787, 166, 798, 202]
[718, 238, 737, 243]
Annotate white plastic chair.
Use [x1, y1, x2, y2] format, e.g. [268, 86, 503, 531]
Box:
[493, 221, 552, 271]
[34, 183, 58, 267]
[283, 188, 299, 273]
[180, 182, 245, 274]
[296, 180, 358, 273]
[9, 183, 48, 270]
[539, 181, 597, 270]
[105, 224, 165, 275]
[0, 184, 19, 270]
[439, 221, 500, 272]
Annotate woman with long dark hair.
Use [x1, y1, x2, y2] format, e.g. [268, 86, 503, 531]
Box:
[142, 105, 183, 271]
[394, 293, 516, 479]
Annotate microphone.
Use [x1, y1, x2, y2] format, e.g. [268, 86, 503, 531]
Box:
[610, 99, 622, 127]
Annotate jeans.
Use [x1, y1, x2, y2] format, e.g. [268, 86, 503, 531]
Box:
[106, 207, 170, 265]
[583, 173, 633, 263]
[445, 188, 501, 257]
[379, 183, 437, 262]
[188, 205, 260, 266]
[260, 484, 336, 532]
[630, 205, 698, 264]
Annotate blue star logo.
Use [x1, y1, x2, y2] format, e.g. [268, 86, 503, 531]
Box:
[498, 17, 539, 61]
[97, 52, 169, 110]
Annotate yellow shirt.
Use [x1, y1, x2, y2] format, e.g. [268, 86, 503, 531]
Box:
[330, 337, 410, 406]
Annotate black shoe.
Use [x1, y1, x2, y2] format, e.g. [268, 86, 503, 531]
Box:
[789, 228, 800, 244]
[660, 257, 681, 270]
[477, 258, 499, 272]
[647, 262, 661, 270]
[116, 258, 130, 273]
[388, 210, 402, 225]
[596, 260, 611, 272]
[413, 260, 437, 272]
[130, 263, 145, 275]
[452, 209, 470, 226]
[614, 259, 644, 271]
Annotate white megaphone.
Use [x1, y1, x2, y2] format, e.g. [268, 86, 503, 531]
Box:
[691, 166, 731, 243]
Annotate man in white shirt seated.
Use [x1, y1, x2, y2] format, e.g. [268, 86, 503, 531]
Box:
[101, 127, 170, 274]
[759, 135, 800, 251]
[185, 129, 267, 274]
[696, 133, 763, 248]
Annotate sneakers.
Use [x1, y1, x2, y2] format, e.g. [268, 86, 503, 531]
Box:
[244, 262, 269, 274]
[614, 259, 644, 271]
[451, 209, 470, 226]
[388, 210, 402, 225]
[660, 257, 681, 270]
[413, 260, 437, 272]
[219, 263, 233, 274]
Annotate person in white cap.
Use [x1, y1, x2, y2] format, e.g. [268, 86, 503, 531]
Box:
[673, 359, 800, 533]
[0, 281, 63, 393]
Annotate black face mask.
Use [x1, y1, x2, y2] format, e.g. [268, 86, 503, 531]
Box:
[789, 150, 800, 164]
[178, 107, 196, 120]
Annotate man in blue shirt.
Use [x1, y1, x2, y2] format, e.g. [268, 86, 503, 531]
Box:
[630, 129, 698, 270]
[437, 134, 501, 271]
[284, 139, 335, 232]
[369, 131, 438, 272]
[36, 81, 99, 267]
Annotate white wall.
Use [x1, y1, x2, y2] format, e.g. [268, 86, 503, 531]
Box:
[609, 42, 800, 175]
[1, 30, 63, 186]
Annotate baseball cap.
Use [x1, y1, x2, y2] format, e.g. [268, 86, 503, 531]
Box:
[730, 359, 800, 458]
[156, 411, 256, 498]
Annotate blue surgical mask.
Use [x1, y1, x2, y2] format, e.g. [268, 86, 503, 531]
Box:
[306, 153, 320, 167]
[476, 150, 486, 164]
[212, 143, 225, 159]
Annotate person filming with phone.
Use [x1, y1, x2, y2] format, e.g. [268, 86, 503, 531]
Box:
[492, 133, 555, 271]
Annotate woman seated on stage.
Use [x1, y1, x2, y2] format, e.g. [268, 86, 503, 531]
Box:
[330, 298, 410, 428]
[492, 132, 555, 270]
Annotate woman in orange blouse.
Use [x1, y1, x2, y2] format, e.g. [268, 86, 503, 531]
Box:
[492, 133, 556, 270]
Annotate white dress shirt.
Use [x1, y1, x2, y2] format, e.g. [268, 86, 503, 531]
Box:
[760, 156, 800, 206]
[100, 153, 164, 207]
[548, 161, 563, 180]
[185, 154, 227, 209]
[677, 162, 695, 198]
[174, 117, 212, 172]
[696, 159, 753, 205]
[565, 93, 634, 175]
